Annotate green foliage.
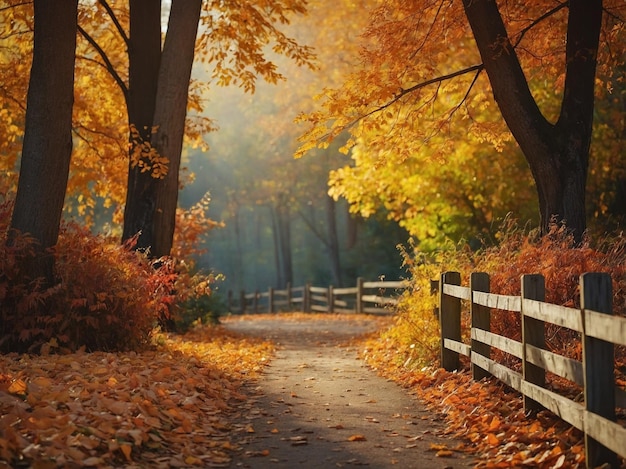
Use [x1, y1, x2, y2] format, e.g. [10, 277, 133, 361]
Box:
[387, 220, 626, 369]
[171, 271, 226, 333]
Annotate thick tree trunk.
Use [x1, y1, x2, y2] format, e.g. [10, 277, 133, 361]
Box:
[462, 0, 602, 241]
[150, 0, 202, 258]
[122, 0, 162, 249]
[9, 0, 78, 285]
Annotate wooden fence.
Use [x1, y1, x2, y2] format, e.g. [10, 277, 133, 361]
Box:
[227, 278, 408, 315]
[439, 271, 626, 467]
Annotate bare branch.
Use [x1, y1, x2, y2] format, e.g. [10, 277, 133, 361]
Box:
[98, 0, 129, 47]
[0, 1, 31, 13]
[77, 24, 129, 105]
[511, 2, 568, 48]
[365, 64, 484, 120]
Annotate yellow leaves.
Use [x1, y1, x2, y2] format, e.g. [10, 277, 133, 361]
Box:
[348, 434, 367, 441]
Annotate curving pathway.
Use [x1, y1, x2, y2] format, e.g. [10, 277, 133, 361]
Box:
[223, 314, 474, 469]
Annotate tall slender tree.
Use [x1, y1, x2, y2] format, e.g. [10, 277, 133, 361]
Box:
[150, 0, 203, 258]
[122, 0, 162, 249]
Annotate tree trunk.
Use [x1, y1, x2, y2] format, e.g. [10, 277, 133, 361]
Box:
[325, 195, 342, 286]
[122, 0, 162, 249]
[275, 196, 293, 288]
[150, 0, 202, 258]
[9, 0, 78, 285]
[462, 0, 602, 241]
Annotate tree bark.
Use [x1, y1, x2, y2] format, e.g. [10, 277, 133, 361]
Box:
[325, 195, 342, 287]
[9, 0, 78, 285]
[122, 0, 162, 249]
[150, 0, 202, 258]
[462, 0, 602, 241]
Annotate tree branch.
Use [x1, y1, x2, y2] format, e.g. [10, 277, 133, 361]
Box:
[98, 0, 129, 47]
[365, 64, 484, 120]
[511, 2, 568, 48]
[77, 24, 129, 105]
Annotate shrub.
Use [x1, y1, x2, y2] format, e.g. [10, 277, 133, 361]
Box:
[0, 214, 175, 353]
[387, 221, 626, 369]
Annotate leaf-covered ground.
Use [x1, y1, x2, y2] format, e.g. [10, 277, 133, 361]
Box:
[1, 313, 623, 468]
[0, 326, 274, 468]
[361, 335, 626, 469]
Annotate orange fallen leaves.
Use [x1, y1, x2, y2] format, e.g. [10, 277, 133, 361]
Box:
[0, 325, 273, 468]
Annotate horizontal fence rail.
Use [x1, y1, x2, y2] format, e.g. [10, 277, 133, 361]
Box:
[227, 278, 409, 315]
[439, 271, 626, 468]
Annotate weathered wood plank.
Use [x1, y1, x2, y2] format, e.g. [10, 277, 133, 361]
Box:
[332, 287, 358, 295]
[363, 280, 408, 289]
[441, 272, 462, 371]
[581, 272, 617, 467]
[584, 411, 626, 459]
[471, 328, 523, 358]
[309, 286, 329, 294]
[361, 294, 398, 305]
[443, 283, 471, 300]
[525, 344, 583, 386]
[521, 380, 584, 429]
[471, 273, 491, 380]
[522, 298, 583, 332]
[471, 353, 522, 391]
[443, 338, 471, 357]
[473, 291, 521, 312]
[585, 309, 626, 346]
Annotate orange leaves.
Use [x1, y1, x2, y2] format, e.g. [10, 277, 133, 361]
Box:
[0, 324, 273, 467]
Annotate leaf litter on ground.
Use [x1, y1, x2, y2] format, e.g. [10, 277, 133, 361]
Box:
[359, 334, 626, 469]
[0, 325, 274, 468]
[3, 312, 622, 468]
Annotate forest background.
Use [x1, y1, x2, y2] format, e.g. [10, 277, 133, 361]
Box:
[1, 0, 625, 330]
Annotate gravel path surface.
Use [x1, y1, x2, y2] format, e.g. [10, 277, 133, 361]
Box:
[223, 314, 474, 468]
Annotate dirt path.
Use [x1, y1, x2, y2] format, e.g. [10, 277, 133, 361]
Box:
[223, 314, 474, 468]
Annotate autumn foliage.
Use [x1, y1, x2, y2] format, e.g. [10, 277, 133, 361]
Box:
[0, 200, 222, 353]
[377, 221, 626, 371]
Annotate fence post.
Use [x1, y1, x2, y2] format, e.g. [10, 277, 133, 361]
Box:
[521, 274, 546, 413]
[440, 271, 461, 371]
[328, 286, 334, 313]
[581, 273, 617, 467]
[286, 282, 292, 311]
[268, 287, 274, 313]
[304, 283, 311, 313]
[356, 277, 364, 314]
[470, 272, 491, 380]
[239, 290, 246, 315]
[253, 290, 259, 314]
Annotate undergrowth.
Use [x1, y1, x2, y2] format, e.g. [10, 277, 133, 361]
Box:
[378, 220, 626, 370]
[0, 201, 221, 353]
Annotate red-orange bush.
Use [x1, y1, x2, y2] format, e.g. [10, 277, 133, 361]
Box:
[391, 221, 626, 368]
[0, 207, 176, 353]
